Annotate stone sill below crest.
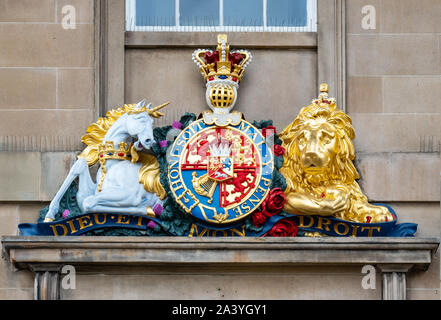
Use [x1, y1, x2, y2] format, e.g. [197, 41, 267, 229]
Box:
[125, 31, 317, 49]
[2, 236, 438, 271]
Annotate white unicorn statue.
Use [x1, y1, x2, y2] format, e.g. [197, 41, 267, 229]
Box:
[44, 99, 167, 222]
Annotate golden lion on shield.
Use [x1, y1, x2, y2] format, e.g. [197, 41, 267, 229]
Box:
[279, 84, 393, 223]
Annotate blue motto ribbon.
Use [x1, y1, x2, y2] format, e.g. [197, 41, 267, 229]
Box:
[18, 205, 417, 237]
[184, 214, 288, 237]
[18, 212, 287, 237]
[181, 204, 416, 237]
[292, 204, 417, 237]
[18, 213, 161, 236]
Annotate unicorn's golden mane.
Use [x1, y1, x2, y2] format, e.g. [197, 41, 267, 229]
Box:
[78, 104, 166, 200]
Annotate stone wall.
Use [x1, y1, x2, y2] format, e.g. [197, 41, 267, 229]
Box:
[124, 47, 317, 130]
[0, 0, 439, 300]
[346, 0, 440, 298]
[0, 0, 95, 299]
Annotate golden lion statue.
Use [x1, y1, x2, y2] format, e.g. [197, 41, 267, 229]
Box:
[279, 84, 393, 223]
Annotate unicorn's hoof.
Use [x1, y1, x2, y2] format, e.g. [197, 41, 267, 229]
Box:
[43, 217, 54, 223]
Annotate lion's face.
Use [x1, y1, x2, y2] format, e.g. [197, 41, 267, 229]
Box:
[280, 101, 359, 189]
[296, 121, 337, 173]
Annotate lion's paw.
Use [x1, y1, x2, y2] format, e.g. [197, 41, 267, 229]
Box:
[363, 205, 394, 223]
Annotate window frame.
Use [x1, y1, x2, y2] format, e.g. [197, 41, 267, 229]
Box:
[125, 0, 317, 32]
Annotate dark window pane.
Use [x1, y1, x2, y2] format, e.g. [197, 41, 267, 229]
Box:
[267, 0, 307, 27]
[180, 0, 219, 26]
[224, 0, 263, 26]
[135, 0, 175, 26]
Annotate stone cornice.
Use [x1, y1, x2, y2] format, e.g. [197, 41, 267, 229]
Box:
[2, 236, 439, 271]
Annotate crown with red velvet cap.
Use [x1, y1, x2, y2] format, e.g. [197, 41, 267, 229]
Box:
[192, 34, 252, 86]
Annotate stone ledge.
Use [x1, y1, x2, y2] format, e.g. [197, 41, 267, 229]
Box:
[2, 236, 439, 271]
[125, 31, 317, 48]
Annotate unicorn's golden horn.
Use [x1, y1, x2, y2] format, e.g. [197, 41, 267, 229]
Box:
[150, 101, 170, 113]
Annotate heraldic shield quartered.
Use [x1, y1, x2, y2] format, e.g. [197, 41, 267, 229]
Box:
[19, 34, 417, 238]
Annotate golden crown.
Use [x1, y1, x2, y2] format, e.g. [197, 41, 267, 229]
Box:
[310, 83, 337, 107]
[97, 141, 136, 192]
[98, 141, 133, 161]
[192, 34, 252, 85]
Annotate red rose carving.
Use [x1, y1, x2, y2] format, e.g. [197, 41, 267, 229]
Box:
[262, 188, 286, 217]
[265, 219, 298, 237]
[272, 144, 285, 156]
[252, 211, 267, 227]
[262, 125, 276, 137]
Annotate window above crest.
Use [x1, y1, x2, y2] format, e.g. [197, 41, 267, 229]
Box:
[126, 0, 317, 32]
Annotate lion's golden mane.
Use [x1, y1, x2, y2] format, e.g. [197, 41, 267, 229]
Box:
[279, 100, 369, 221]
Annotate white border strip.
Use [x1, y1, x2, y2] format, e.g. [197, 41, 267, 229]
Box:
[125, 0, 136, 31]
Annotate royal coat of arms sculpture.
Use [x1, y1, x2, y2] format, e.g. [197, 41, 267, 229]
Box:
[19, 35, 417, 238]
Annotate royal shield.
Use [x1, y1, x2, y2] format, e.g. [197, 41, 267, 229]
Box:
[168, 119, 273, 225]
